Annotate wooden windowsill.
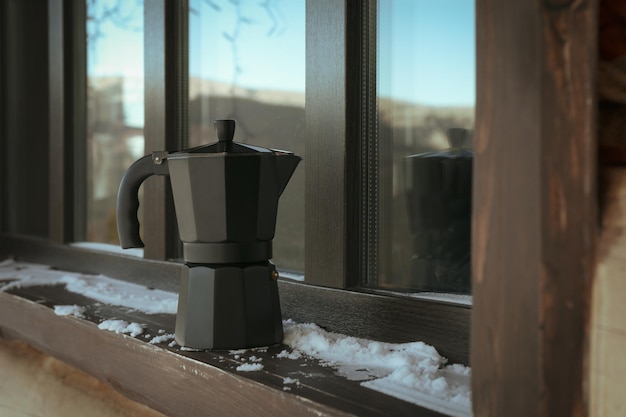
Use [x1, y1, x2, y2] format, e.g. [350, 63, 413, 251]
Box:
[0, 283, 446, 417]
[0, 235, 470, 416]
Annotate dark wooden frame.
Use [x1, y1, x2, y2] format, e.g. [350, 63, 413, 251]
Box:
[1, 0, 50, 237]
[471, 0, 597, 416]
[0, 1, 4, 230]
[305, 0, 379, 288]
[143, 0, 188, 260]
[305, 0, 352, 287]
[48, 0, 87, 243]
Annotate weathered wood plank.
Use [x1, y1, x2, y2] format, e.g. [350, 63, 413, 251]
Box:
[0, 292, 348, 417]
[538, 2, 597, 417]
[472, 0, 597, 416]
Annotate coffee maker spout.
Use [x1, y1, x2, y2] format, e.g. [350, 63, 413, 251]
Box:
[275, 154, 302, 196]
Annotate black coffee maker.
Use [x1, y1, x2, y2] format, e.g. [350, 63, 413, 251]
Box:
[403, 128, 472, 293]
[116, 119, 301, 349]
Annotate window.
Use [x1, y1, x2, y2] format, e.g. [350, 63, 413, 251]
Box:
[56, 0, 476, 295]
[304, 1, 474, 296]
[3, 0, 469, 363]
[86, 0, 145, 244]
[368, 0, 475, 293]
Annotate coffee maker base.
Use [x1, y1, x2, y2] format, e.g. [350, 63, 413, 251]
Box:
[174, 261, 284, 350]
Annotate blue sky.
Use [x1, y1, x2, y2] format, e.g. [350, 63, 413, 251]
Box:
[378, 0, 475, 106]
[88, 0, 475, 111]
[188, 0, 306, 93]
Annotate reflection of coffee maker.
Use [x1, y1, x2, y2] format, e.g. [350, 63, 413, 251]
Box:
[116, 120, 301, 349]
[403, 128, 472, 293]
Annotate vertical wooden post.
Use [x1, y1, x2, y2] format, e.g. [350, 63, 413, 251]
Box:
[472, 0, 597, 416]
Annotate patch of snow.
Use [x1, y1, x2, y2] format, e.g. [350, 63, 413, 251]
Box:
[236, 363, 264, 372]
[283, 377, 300, 386]
[180, 346, 202, 352]
[60, 274, 177, 315]
[71, 242, 144, 258]
[98, 319, 144, 337]
[276, 349, 302, 360]
[0, 259, 177, 315]
[281, 319, 471, 417]
[363, 374, 470, 417]
[149, 333, 175, 345]
[53, 305, 86, 318]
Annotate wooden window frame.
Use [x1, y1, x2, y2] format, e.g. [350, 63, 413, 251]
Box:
[1, 0, 599, 415]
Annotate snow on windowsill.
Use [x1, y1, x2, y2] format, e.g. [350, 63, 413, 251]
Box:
[0, 258, 471, 417]
[71, 242, 144, 258]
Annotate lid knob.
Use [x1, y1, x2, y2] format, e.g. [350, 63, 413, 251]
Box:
[215, 119, 235, 142]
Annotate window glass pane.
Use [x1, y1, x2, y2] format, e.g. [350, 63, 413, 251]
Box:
[372, 0, 475, 293]
[188, 0, 305, 273]
[86, 0, 144, 244]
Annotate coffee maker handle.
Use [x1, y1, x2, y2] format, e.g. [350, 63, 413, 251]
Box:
[116, 153, 169, 249]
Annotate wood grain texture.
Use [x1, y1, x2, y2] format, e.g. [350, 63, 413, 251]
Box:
[472, 0, 597, 416]
[591, 168, 626, 417]
[539, 2, 597, 417]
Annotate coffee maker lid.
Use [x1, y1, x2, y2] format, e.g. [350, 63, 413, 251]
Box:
[176, 119, 283, 155]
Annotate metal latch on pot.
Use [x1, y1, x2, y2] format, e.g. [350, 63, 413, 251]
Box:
[152, 151, 168, 164]
[152, 151, 169, 175]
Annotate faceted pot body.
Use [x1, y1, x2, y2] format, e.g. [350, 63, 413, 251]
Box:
[174, 262, 284, 349]
[167, 153, 281, 244]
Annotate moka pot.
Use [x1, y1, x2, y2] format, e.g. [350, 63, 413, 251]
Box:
[116, 119, 301, 349]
